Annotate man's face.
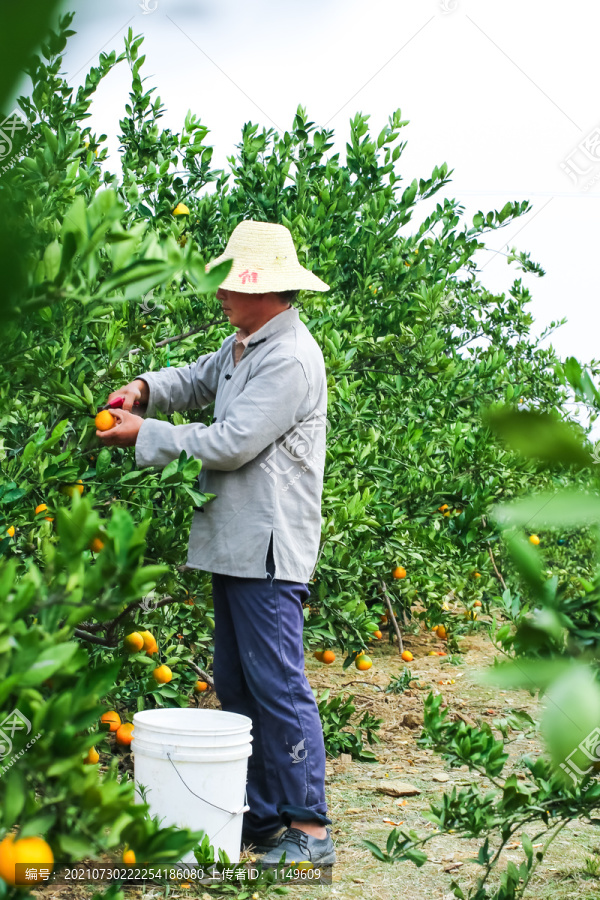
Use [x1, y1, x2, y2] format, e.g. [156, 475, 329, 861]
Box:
[216, 288, 258, 329]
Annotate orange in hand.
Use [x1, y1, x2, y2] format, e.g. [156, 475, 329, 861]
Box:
[95, 410, 116, 432]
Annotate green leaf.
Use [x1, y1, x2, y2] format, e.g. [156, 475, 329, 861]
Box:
[493, 489, 600, 530]
[486, 409, 592, 469]
[3, 767, 26, 828]
[20, 642, 80, 686]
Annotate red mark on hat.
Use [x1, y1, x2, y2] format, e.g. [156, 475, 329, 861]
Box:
[239, 269, 258, 284]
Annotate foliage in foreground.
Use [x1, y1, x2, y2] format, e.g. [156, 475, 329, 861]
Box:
[367, 373, 600, 899]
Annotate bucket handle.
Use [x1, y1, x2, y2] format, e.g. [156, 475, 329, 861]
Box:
[166, 751, 248, 818]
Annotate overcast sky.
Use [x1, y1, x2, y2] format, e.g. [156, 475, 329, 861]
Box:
[14, 0, 600, 426]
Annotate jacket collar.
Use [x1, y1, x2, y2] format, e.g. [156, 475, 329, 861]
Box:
[246, 306, 299, 347]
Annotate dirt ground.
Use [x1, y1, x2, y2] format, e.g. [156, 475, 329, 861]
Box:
[37, 622, 600, 900]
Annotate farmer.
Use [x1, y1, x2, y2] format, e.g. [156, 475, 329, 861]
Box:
[97, 220, 336, 867]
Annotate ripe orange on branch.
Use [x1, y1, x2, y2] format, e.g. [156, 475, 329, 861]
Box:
[6, 525, 15, 537]
[100, 711, 121, 732]
[322, 650, 336, 664]
[122, 848, 136, 865]
[124, 632, 144, 653]
[140, 630, 158, 656]
[194, 680, 209, 693]
[152, 665, 172, 683]
[84, 747, 99, 765]
[116, 723, 134, 746]
[89, 537, 104, 553]
[392, 566, 406, 579]
[34, 503, 54, 521]
[313, 650, 325, 661]
[0, 835, 54, 885]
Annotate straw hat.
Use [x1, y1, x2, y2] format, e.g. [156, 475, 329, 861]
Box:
[206, 220, 329, 294]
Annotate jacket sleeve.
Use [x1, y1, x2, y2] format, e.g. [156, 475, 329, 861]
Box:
[136, 342, 230, 417]
[135, 354, 310, 470]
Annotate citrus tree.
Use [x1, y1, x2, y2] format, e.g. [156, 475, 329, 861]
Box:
[2, 9, 600, 894]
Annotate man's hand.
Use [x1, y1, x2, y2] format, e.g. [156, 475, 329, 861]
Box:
[107, 379, 149, 412]
[96, 409, 144, 447]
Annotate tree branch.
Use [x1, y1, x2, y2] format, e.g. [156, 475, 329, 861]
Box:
[380, 581, 404, 655]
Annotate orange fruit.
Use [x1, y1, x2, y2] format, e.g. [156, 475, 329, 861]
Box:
[89, 537, 104, 553]
[152, 665, 172, 684]
[474, 600, 482, 607]
[194, 680, 209, 693]
[115, 723, 134, 746]
[100, 711, 121, 733]
[172, 202, 190, 216]
[379, 614, 388, 624]
[84, 747, 99, 765]
[6, 526, 15, 537]
[322, 650, 336, 664]
[355, 653, 373, 671]
[60, 479, 84, 498]
[122, 848, 136, 865]
[428, 650, 438, 656]
[140, 630, 158, 656]
[184, 598, 195, 606]
[437, 651, 447, 657]
[529, 534, 540, 545]
[34, 503, 54, 521]
[124, 632, 144, 653]
[392, 566, 406, 579]
[373, 630, 383, 639]
[401, 650, 413, 662]
[0, 835, 54, 885]
[434, 625, 447, 640]
[473, 571, 481, 578]
[95, 410, 116, 431]
[313, 650, 325, 661]
[438, 504, 449, 512]
[464, 610, 477, 620]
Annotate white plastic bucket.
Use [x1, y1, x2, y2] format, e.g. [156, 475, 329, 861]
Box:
[131, 708, 253, 865]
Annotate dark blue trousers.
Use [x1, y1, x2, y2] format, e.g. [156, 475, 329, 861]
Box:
[211, 552, 331, 835]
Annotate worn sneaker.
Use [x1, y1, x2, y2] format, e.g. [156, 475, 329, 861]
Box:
[258, 826, 336, 868]
[241, 825, 287, 854]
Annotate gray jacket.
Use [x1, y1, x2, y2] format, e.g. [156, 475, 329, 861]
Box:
[134, 306, 328, 582]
